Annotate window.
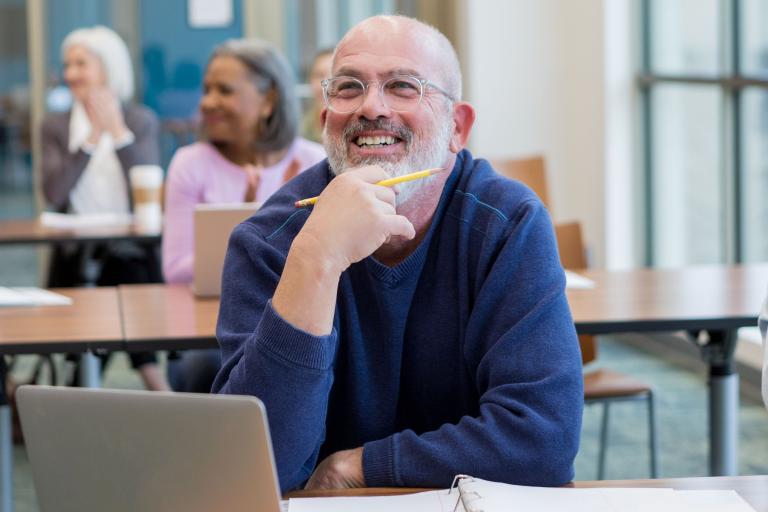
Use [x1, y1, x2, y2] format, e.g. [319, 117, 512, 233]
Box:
[639, 0, 768, 265]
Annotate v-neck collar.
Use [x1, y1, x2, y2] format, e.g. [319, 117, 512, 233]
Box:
[363, 155, 463, 287]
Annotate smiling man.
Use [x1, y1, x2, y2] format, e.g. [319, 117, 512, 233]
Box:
[213, 15, 583, 492]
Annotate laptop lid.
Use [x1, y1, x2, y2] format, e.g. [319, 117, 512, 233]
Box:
[17, 386, 281, 512]
[193, 202, 259, 297]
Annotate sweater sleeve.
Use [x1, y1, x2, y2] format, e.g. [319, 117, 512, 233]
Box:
[212, 221, 339, 492]
[161, 148, 200, 283]
[41, 116, 91, 211]
[363, 200, 584, 488]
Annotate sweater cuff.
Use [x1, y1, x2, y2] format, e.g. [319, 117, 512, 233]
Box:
[362, 436, 396, 487]
[114, 129, 135, 150]
[255, 300, 337, 371]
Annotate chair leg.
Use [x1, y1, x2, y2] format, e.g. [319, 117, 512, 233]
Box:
[598, 401, 610, 480]
[648, 391, 659, 478]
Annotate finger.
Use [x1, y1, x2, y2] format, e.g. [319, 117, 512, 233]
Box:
[349, 165, 391, 184]
[375, 200, 396, 216]
[383, 215, 415, 240]
[372, 185, 396, 207]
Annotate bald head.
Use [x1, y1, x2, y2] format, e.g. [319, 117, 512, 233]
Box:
[334, 15, 462, 100]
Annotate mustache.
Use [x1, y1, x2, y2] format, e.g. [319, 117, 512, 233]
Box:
[342, 119, 413, 147]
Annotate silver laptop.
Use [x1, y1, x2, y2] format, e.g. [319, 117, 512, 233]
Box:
[17, 386, 281, 512]
[193, 202, 259, 297]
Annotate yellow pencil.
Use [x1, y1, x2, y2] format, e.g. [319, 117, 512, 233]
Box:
[294, 167, 445, 207]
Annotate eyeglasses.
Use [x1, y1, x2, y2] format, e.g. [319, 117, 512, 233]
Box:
[321, 74, 455, 114]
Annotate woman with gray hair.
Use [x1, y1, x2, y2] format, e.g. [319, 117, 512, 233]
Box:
[40, 26, 168, 391]
[162, 38, 325, 392]
[42, 25, 159, 219]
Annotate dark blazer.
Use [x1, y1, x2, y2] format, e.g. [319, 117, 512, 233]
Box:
[41, 103, 160, 212]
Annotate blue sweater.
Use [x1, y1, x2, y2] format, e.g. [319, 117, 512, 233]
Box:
[213, 150, 583, 492]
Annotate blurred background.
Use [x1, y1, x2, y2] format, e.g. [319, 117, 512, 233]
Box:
[2, 0, 767, 273]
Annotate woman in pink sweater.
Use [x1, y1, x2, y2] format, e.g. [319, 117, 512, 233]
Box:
[163, 39, 325, 284]
[162, 39, 325, 391]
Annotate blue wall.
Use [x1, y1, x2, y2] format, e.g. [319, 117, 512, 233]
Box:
[140, 0, 243, 120]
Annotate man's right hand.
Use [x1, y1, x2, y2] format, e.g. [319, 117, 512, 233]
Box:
[297, 165, 416, 274]
[272, 165, 415, 336]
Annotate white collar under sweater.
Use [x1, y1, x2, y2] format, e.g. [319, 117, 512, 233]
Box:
[67, 101, 130, 215]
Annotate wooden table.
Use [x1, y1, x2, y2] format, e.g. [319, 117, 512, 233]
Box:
[117, 265, 768, 477]
[119, 284, 219, 351]
[567, 265, 768, 333]
[0, 287, 124, 512]
[291, 476, 768, 511]
[0, 288, 123, 352]
[567, 264, 768, 477]
[0, 218, 160, 245]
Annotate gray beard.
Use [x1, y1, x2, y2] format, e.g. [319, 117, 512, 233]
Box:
[323, 115, 453, 206]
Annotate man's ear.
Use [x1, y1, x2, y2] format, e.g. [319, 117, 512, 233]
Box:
[320, 107, 328, 129]
[449, 102, 476, 154]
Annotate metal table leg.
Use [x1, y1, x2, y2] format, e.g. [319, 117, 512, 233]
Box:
[79, 351, 101, 388]
[0, 358, 13, 512]
[694, 329, 739, 476]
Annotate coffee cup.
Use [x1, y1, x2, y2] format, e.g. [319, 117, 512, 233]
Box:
[129, 165, 164, 233]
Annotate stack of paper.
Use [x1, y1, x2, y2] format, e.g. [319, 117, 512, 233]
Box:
[565, 270, 596, 289]
[39, 212, 133, 230]
[0, 287, 73, 307]
[288, 480, 756, 512]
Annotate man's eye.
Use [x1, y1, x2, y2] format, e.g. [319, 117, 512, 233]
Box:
[332, 81, 363, 97]
[385, 80, 419, 97]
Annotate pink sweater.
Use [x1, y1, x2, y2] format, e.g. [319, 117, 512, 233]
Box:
[162, 139, 325, 283]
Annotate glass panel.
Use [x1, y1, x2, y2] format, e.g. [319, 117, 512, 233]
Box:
[0, 0, 32, 216]
[650, 85, 723, 266]
[0, 0, 37, 285]
[740, 88, 768, 261]
[288, 0, 400, 142]
[649, 0, 721, 75]
[740, 0, 768, 76]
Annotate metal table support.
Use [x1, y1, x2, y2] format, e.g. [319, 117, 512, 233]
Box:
[0, 358, 12, 512]
[694, 329, 739, 476]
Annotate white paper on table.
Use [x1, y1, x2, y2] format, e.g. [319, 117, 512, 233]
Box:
[0, 287, 72, 307]
[289, 490, 457, 512]
[565, 269, 596, 289]
[287, 481, 757, 512]
[39, 211, 133, 230]
[461, 480, 685, 512]
[677, 490, 755, 512]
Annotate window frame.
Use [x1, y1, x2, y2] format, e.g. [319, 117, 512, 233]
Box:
[638, 0, 768, 265]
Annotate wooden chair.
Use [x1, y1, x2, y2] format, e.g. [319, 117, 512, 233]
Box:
[491, 155, 551, 210]
[555, 221, 659, 479]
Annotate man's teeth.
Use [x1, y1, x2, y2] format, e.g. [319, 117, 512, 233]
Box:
[355, 135, 396, 147]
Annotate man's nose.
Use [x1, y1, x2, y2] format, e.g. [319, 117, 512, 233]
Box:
[357, 85, 391, 119]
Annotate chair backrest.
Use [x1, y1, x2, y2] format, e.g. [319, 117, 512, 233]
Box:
[554, 221, 588, 270]
[554, 220, 596, 365]
[491, 155, 551, 211]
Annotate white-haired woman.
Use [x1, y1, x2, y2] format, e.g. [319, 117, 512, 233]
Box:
[40, 26, 168, 391]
